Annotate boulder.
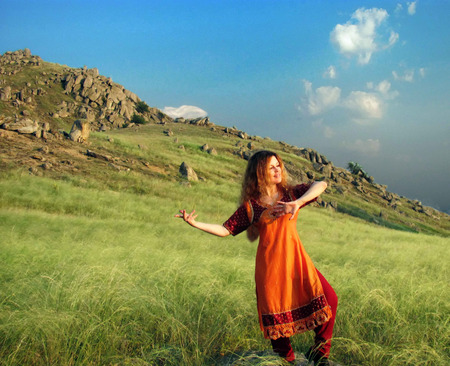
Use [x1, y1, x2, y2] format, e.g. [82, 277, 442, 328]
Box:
[86, 149, 113, 162]
[234, 147, 252, 160]
[179, 162, 198, 181]
[319, 164, 333, 178]
[312, 162, 322, 171]
[238, 131, 248, 139]
[69, 119, 90, 142]
[88, 68, 99, 77]
[124, 89, 139, 103]
[189, 117, 209, 126]
[83, 75, 94, 89]
[0, 86, 11, 101]
[1, 118, 39, 134]
[118, 101, 134, 119]
[108, 86, 127, 103]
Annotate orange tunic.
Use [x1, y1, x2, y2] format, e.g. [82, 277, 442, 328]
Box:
[224, 184, 332, 340]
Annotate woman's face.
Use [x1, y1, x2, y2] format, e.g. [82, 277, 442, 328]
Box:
[267, 156, 282, 185]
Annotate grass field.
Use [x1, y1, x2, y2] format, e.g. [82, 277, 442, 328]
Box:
[1, 169, 449, 366]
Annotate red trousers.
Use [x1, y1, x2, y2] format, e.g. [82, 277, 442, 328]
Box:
[271, 269, 338, 360]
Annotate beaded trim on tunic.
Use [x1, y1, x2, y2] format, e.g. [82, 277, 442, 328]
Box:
[262, 295, 332, 340]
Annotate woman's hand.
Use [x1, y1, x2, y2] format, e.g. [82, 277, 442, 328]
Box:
[174, 209, 230, 237]
[274, 200, 303, 220]
[273, 181, 327, 220]
[175, 209, 198, 226]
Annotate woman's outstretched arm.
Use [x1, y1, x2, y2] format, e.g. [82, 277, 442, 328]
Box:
[174, 209, 231, 237]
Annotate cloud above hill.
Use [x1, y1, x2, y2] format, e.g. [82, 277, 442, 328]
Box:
[343, 91, 383, 123]
[299, 80, 396, 124]
[330, 7, 398, 64]
[300, 80, 341, 115]
[162, 105, 208, 119]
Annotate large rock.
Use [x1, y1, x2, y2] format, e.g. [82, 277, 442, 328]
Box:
[179, 162, 198, 181]
[69, 119, 90, 142]
[0, 86, 11, 101]
[1, 118, 39, 134]
[83, 75, 94, 89]
[319, 164, 333, 178]
[108, 86, 127, 103]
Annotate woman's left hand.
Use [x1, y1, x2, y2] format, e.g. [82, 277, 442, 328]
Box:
[274, 200, 303, 220]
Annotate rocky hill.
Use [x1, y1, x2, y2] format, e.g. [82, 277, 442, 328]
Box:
[1, 48, 449, 237]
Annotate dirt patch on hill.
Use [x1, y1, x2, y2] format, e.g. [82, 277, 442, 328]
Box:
[0, 129, 164, 179]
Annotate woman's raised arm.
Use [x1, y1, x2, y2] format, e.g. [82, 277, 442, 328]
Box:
[174, 209, 231, 237]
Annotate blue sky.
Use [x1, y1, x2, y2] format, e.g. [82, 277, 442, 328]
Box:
[1, 0, 449, 212]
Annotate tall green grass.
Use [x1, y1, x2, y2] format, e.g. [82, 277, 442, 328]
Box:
[1, 173, 449, 365]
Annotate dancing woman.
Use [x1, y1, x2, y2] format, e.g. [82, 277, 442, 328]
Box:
[175, 150, 338, 365]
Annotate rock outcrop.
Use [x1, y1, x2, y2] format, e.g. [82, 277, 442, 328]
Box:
[0, 49, 173, 133]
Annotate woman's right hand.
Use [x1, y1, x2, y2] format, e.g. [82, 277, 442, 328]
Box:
[174, 209, 230, 237]
[175, 209, 198, 226]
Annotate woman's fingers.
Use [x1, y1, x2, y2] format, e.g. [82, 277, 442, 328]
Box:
[273, 201, 298, 218]
[174, 209, 186, 218]
[175, 209, 196, 223]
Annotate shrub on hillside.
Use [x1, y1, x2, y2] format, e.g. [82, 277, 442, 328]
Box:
[135, 101, 150, 114]
[131, 114, 147, 125]
[348, 161, 370, 180]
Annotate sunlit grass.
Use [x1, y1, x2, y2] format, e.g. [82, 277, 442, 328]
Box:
[1, 173, 449, 365]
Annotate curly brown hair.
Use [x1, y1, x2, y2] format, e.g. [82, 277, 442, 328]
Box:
[240, 150, 289, 205]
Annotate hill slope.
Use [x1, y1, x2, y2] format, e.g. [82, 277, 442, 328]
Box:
[0, 48, 449, 236]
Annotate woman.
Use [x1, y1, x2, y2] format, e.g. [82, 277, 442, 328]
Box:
[175, 150, 338, 365]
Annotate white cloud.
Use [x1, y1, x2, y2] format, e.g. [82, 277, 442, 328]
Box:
[330, 7, 398, 64]
[343, 91, 383, 123]
[407, 1, 417, 15]
[376, 80, 391, 94]
[300, 81, 389, 124]
[323, 65, 337, 79]
[419, 67, 426, 78]
[395, 2, 417, 15]
[300, 80, 341, 116]
[343, 138, 381, 156]
[377, 80, 400, 99]
[392, 69, 414, 82]
[162, 105, 208, 119]
[387, 31, 399, 48]
[368, 80, 399, 100]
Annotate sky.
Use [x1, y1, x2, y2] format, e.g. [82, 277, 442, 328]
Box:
[1, 0, 449, 213]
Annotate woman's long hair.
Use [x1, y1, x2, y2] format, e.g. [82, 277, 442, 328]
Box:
[240, 150, 289, 241]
